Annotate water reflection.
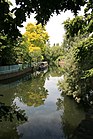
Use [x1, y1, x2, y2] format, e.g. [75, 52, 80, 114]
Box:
[13, 71, 48, 107]
[70, 106, 93, 139]
[0, 102, 27, 139]
[48, 66, 64, 77]
[0, 67, 86, 139]
[15, 69, 64, 139]
[0, 70, 50, 139]
[0, 74, 32, 139]
[56, 96, 85, 139]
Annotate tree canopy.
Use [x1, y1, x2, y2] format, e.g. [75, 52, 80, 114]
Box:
[0, 0, 90, 42]
[63, 16, 86, 38]
[23, 23, 49, 52]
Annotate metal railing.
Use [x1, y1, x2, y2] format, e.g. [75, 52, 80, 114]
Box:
[0, 64, 31, 74]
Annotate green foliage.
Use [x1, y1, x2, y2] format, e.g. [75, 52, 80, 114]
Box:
[0, 0, 21, 43]
[75, 35, 93, 71]
[59, 34, 93, 105]
[30, 50, 43, 63]
[63, 2, 93, 39]
[58, 36, 81, 96]
[0, 46, 16, 65]
[84, 68, 93, 78]
[43, 44, 63, 64]
[59, 4, 93, 106]
[84, 0, 93, 14]
[85, 13, 93, 33]
[0, 0, 92, 66]
[0, 0, 90, 42]
[63, 16, 87, 38]
[0, 34, 18, 65]
[13, 0, 86, 25]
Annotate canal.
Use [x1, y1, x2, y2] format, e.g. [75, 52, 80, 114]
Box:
[0, 67, 85, 139]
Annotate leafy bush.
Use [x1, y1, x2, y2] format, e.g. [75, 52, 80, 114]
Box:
[58, 35, 93, 105]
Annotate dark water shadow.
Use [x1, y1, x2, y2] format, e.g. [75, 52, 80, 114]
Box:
[0, 72, 32, 85]
[0, 101, 27, 139]
[56, 95, 86, 139]
[0, 102, 27, 122]
[71, 107, 93, 139]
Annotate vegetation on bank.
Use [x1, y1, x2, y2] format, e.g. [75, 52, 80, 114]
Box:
[58, 34, 93, 105]
[58, 4, 93, 105]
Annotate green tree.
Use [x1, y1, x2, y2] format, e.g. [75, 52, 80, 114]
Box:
[57, 4, 93, 104]
[63, 16, 87, 39]
[59, 33, 93, 105]
[51, 44, 63, 61]
[43, 44, 63, 64]
[0, 0, 21, 43]
[0, 34, 18, 65]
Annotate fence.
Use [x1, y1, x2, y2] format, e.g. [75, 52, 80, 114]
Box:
[0, 64, 31, 74]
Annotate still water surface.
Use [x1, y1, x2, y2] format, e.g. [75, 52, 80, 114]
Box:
[0, 67, 85, 139]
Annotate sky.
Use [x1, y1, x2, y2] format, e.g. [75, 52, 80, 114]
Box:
[19, 11, 74, 45]
[11, 0, 84, 46]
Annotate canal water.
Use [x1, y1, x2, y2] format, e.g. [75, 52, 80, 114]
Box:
[0, 67, 85, 139]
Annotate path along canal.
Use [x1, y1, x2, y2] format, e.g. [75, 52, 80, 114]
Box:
[0, 67, 85, 139]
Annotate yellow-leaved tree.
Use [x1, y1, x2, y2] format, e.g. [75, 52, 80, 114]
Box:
[21, 23, 49, 63]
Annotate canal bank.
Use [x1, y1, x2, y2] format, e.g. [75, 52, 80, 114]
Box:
[0, 67, 33, 82]
[0, 62, 48, 82]
[0, 64, 34, 82]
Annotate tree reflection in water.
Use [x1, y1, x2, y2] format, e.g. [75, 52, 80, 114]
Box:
[71, 107, 93, 139]
[0, 101, 27, 139]
[56, 95, 85, 139]
[0, 66, 66, 139]
[0, 74, 32, 139]
[0, 102, 27, 122]
[14, 71, 48, 107]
